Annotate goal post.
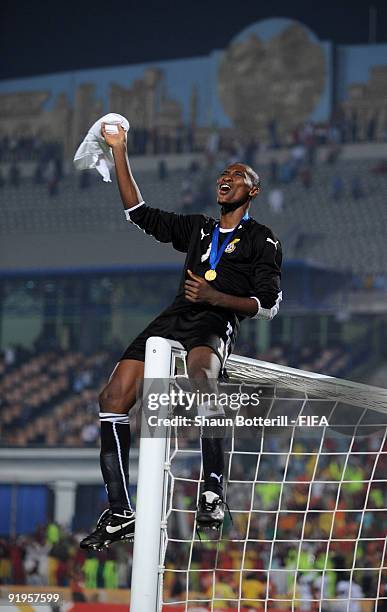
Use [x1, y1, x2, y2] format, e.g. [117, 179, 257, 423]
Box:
[130, 337, 387, 612]
[131, 337, 186, 612]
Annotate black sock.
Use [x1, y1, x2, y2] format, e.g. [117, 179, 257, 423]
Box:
[99, 414, 132, 512]
[201, 437, 224, 497]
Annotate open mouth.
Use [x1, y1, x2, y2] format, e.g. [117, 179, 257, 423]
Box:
[218, 183, 232, 195]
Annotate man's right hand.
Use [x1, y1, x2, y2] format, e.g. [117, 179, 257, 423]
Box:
[103, 122, 144, 208]
[101, 123, 126, 149]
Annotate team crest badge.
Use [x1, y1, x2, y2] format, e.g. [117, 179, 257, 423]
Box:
[225, 238, 240, 254]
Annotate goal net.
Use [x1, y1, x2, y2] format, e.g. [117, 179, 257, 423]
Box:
[131, 337, 387, 612]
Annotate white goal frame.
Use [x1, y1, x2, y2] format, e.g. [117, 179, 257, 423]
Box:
[131, 337, 187, 611]
[130, 336, 387, 612]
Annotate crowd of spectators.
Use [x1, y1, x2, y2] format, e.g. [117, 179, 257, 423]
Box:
[100, 112, 387, 159]
[163, 430, 385, 608]
[0, 135, 62, 164]
[0, 523, 131, 593]
[0, 103, 386, 166]
[0, 339, 364, 448]
[112, 113, 378, 159]
[0, 429, 384, 609]
[0, 138, 63, 196]
[269, 110, 386, 149]
[126, 125, 195, 156]
[176, 120, 386, 218]
[1, 113, 386, 190]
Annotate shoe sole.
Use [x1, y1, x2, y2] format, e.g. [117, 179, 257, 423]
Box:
[196, 520, 223, 531]
[80, 532, 135, 551]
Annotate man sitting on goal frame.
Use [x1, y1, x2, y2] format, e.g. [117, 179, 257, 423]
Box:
[80, 124, 282, 551]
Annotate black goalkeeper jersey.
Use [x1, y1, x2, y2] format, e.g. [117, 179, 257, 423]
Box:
[127, 202, 282, 323]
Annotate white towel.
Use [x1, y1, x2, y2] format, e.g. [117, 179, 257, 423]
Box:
[73, 113, 130, 182]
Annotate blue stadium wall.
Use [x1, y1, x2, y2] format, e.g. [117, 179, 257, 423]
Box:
[0, 18, 386, 127]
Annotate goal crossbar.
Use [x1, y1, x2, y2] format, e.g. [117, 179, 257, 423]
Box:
[226, 354, 387, 414]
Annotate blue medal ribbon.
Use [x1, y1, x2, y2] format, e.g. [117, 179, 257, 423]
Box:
[209, 212, 249, 272]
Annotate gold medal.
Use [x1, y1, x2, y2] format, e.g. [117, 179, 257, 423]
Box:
[205, 269, 217, 281]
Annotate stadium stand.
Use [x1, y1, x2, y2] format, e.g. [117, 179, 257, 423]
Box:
[0, 347, 114, 447]
[1, 18, 386, 611]
[1, 157, 387, 277]
[0, 339, 371, 448]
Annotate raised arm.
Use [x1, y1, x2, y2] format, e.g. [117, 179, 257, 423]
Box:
[101, 124, 200, 252]
[101, 123, 143, 210]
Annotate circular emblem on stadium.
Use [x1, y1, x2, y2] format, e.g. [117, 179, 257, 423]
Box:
[218, 18, 326, 137]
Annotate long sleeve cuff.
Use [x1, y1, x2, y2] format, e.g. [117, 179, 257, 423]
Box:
[124, 201, 145, 220]
[250, 292, 282, 320]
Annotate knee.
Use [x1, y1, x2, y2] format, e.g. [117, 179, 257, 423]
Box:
[98, 384, 132, 414]
[187, 361, 218, 397]
[187, 348, 221, 393]
[187, 360, 211, 381]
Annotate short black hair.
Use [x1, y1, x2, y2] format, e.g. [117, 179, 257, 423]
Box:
[245, 165, 261, 189]
[224, 162, 261, 189]
[230, 162, 261, 188]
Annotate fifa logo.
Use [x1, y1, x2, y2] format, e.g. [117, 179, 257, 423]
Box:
[225, 238, 240, 254]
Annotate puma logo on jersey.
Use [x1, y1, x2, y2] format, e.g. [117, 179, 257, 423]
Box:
[266, 237, 279, 248]
[106, 521, 133, 533]
[201, 228, 210, 240]
[225, 238, 240, 254]
[210, 472, 222, 483]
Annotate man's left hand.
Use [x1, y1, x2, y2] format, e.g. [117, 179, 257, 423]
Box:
[184, 269, 219, 305]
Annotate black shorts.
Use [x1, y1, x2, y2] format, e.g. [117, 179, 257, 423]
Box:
[120, 305, 239, 373]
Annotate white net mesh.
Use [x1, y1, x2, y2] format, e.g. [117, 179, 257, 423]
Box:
[157, 354, 387, 612]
